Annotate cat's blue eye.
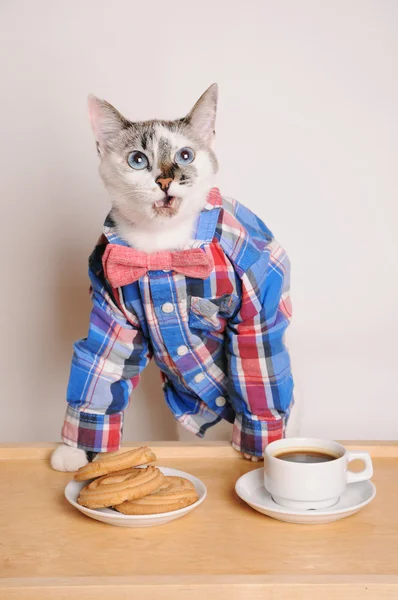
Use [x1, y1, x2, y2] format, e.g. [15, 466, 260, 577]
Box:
[175, 147, 195, 166]
[127, 151, 149, 170]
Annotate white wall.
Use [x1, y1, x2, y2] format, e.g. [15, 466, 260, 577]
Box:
[1, 0, 397, 444]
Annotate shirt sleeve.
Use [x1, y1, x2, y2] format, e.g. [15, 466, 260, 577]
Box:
[62, 253, 151, 453]
[226, 239, 294, 457]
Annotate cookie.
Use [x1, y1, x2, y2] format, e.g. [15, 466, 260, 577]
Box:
[74, 446, 156, 482]
[77, 465, 165, 509]
[114, 475, 199, 515]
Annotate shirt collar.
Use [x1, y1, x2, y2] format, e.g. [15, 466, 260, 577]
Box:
[203, 187, 223, 211]
[190, 187, 222, 245]
[103, 187, 222, 248]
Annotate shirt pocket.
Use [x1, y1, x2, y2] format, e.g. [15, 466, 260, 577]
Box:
[189, 293, 240, 333]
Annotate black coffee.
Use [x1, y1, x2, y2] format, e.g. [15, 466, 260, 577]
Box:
[273, 449, 339, 463]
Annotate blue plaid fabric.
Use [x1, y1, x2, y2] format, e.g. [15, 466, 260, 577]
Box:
[62, 188, 294, 457]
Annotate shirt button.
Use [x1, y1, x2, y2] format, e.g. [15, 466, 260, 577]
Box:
[194, 373, 205, 383]
[162, 302, 174, 313]
[177, 345, 188, 356]
[215, 396, 226, 407]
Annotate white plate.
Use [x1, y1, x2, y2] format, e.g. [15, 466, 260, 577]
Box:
[65, 467, 207, 527]
[235, 468, 376, 524]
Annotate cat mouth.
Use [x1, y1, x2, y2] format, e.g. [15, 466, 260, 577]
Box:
[153, 195, 181, 217]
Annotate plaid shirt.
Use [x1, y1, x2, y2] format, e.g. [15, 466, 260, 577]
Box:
[62, 188, 294, 457]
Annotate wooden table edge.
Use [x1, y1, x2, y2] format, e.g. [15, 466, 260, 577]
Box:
[0, 441, 397, 460]
[1, 575, 397, 600]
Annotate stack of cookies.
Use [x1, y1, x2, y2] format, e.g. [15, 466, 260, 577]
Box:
[74, 446, 199, 515]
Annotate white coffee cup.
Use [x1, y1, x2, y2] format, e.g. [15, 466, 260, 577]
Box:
[264, 437, 373, 510]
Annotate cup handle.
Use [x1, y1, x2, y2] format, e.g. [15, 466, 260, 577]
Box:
[346, 451, 373, 484]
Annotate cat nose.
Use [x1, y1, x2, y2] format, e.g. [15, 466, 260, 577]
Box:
[156, 177, 173, 192]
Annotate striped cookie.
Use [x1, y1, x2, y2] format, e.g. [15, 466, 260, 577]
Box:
[77, 466, 165, 509]
[74, 446, 156, 481]
[114, 476, 199, 515]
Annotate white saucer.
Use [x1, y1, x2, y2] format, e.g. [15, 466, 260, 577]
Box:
[65, 467, 207, 528]
[235, 468, 376, 524]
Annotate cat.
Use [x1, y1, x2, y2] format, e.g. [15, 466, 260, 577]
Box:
[51, 84, 292, 471]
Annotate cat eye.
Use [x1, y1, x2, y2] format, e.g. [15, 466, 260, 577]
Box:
[127, 151, 149, 170]
[175, 147, 195, 166]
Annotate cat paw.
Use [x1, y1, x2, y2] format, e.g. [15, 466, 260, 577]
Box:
[243, 453, 263, 462]
[51, 444, 88, 472]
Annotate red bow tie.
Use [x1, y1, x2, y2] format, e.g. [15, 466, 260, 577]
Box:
[102, 244, 214, 287]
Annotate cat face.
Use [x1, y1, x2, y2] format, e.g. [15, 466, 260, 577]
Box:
[88, 85, 218, 228]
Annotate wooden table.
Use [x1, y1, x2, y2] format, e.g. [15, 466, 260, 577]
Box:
[0, 442, 397, 599]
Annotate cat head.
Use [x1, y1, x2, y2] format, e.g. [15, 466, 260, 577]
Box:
[88, 84, 218, 229]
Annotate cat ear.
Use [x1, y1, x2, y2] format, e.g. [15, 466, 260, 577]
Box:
[186, 83, 218, 146]
[87, 95, 129, 147]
